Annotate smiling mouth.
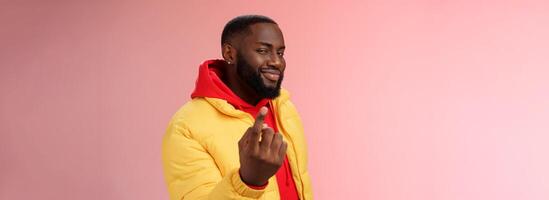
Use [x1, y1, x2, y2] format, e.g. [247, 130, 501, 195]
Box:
[260, 68, 280, 82]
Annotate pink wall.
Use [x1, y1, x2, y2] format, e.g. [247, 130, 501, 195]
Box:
[1, 1, 548, 199]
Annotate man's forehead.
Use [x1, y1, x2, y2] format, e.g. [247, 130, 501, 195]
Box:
[246, 23, 285, 45]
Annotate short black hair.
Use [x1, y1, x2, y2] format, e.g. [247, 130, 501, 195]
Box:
[221, 15, 277, 45]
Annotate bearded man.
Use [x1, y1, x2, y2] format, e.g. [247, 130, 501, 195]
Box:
[162, 15, 313, 200]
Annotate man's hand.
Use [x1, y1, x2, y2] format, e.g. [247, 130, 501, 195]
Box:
[238, 106, 288, 186]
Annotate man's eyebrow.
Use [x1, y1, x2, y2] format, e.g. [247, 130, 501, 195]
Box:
[256, 42, 285, 50]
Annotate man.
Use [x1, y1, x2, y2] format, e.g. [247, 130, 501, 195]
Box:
[162, 15, 313, 200]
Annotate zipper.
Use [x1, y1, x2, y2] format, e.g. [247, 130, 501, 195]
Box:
[271, 101, 305, 200]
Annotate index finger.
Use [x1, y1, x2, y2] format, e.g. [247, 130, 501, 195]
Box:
[252, 107, 268, 132]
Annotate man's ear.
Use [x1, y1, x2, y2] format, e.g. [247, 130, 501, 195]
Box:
[222, 43, 236, 64]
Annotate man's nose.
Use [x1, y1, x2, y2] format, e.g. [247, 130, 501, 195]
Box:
[267, 53, 282, 69]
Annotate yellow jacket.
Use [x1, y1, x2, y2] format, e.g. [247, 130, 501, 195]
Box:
[162, 89, 313, 200]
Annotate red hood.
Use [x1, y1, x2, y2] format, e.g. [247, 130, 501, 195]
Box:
[190, 59, 268, 109]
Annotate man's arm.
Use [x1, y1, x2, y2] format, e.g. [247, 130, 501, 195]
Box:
[161, 122, 267, 200]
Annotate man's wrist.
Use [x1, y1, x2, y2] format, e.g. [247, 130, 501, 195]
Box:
[239, 169, 268, 189]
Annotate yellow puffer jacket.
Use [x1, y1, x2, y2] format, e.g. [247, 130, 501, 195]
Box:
[162, 89, 313, 200]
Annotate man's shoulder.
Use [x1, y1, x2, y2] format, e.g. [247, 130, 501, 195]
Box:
[166, 97, 246, 140]
[168, 98, 218, 127]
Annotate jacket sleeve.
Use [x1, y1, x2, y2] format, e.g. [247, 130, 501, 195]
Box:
[162, 121, 267, 200]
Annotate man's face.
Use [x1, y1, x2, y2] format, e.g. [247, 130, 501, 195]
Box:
[235, 23, 286, 99]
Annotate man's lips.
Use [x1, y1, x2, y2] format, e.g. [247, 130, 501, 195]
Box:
[260, 68, 281, 81]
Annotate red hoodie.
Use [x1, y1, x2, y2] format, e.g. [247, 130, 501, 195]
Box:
[191, 59, 299, 200]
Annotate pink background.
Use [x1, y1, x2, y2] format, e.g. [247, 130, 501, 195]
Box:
[1, 1, 548, 199]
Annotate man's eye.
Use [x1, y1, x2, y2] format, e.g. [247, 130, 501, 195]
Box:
[257, 49, 268, 54]
[277, 52, 284, 56]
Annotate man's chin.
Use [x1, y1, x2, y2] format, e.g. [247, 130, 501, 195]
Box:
[261, 78, 279, 87]
[256, 86, 280, 99]
[263, 84, 278, 90]
[263, 83, 280, 92]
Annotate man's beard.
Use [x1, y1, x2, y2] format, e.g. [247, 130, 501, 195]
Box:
[236, 53, 283, 99]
